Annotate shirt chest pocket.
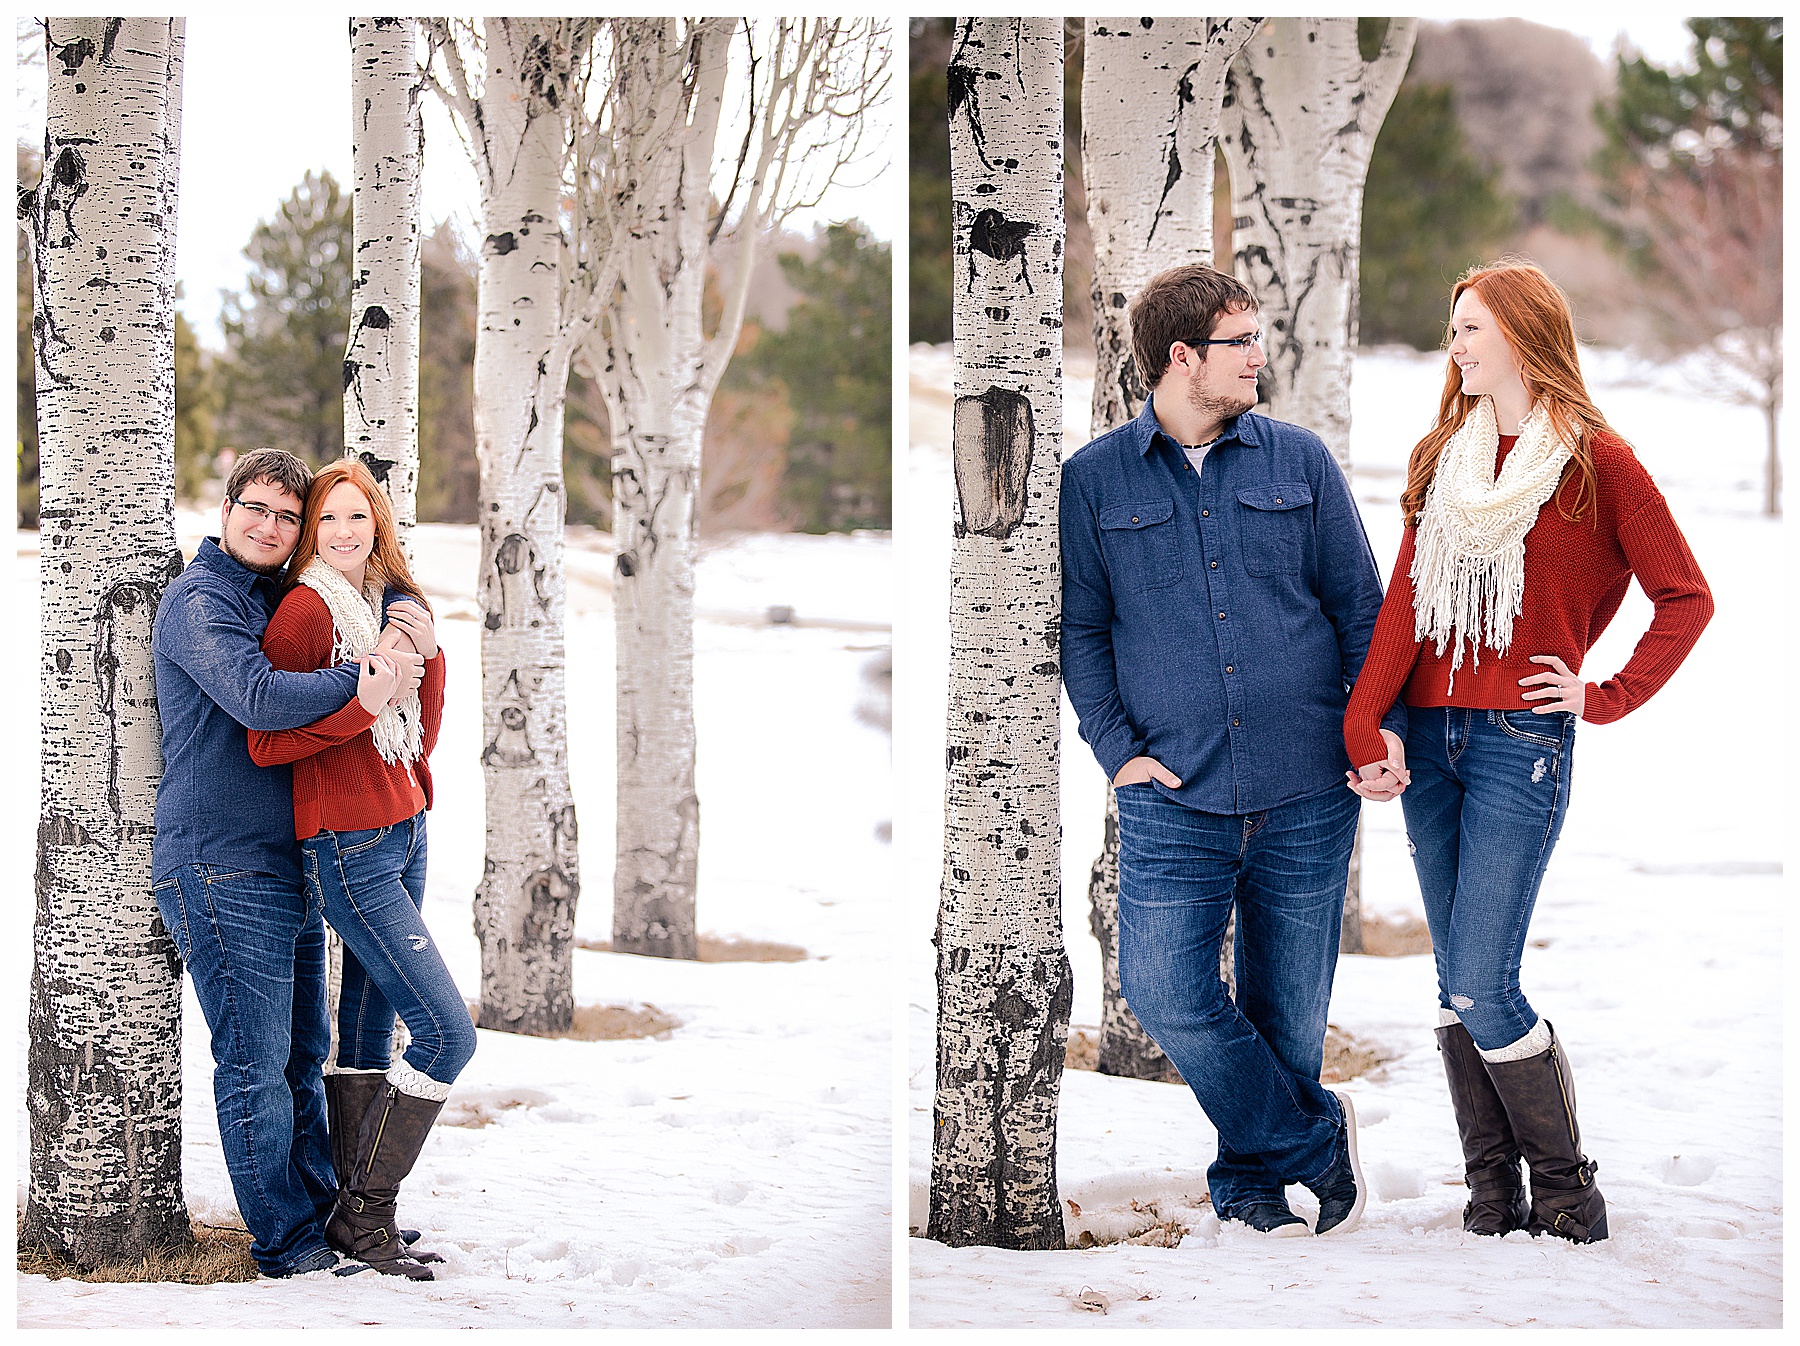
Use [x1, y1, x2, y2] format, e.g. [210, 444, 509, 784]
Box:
[1236, 482, 1312, 575]
[1098, 498, 1183, 592]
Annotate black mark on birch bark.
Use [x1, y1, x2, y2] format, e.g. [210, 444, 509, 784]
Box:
[968, 209, 1036, 294]
[952, 387, 1034, 539]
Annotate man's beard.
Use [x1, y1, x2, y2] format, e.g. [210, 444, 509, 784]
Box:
[1187, 373, 1258, 424]
[221, 534, 291, 577]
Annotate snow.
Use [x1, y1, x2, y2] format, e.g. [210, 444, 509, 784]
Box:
[14, 523, 895, 1328]
[902, 344, 1785, 1328]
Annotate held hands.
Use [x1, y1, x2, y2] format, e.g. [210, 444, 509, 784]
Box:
[1519, 654, 1585, 715]
[356, 652, 403, 714]
[384, 599, 438, 660]
[1113, 755, 1183, 789]
[1346, 728, 1410, 802]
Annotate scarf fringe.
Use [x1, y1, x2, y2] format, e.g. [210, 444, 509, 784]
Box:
[1411, 397, 1571, 691]
[297, 556, 424, 767]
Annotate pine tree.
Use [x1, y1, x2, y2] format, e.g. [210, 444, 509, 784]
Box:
[216, 170, 353, 465]
[1359, 80, 1515, 350]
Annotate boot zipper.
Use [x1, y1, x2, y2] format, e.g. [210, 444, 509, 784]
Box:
[1547, 1043, 1587, 1185]
[365, 1087, 395, 1174]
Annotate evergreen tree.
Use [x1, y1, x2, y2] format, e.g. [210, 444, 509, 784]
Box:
[215, 169, 353, 465]
[172, 305, 219, 501]
[415, 222, 480, 523]
[1360, 80, 1516, 349]
[18, 145, 40, 526]
[909, 20, 953, 344]
[726, 222, 891, 532]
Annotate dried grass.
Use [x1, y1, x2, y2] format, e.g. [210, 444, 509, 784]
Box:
[1066, 1022, 1392, 1085]
[573, 933, 809, 963]
[1359, 910, 1434, 957]
[17, 1216, 258, 1284]
[464, 1000, 682, 1041]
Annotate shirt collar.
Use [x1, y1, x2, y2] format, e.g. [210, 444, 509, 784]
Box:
[193, 536, 287, 599]
[1134, 391, 1259, 457]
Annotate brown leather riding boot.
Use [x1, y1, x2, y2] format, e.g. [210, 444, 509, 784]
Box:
[1436, 1020, 1529, 1235]
[325, 1081, 448, 1279]
[1481, 1022, 1608, 1244]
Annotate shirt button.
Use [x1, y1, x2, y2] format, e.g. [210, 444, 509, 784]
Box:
[1131, 515, 1139, 523]
[1217, 612, 1226, 620]
[1226, 665, 1234, 673]
[1202, 509, 1210, 517]
[1233, 718, 1240, 726]
[1275, 497, 1283, 505]
[1209, 560, 1217, 569]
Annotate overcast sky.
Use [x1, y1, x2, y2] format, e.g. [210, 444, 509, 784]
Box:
[17, 15, 1693, 350]
[16, 17, 898, 348]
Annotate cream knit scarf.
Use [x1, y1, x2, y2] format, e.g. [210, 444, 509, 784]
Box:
[1410, 395, 1572, 688]
[297, 555, 423, 766]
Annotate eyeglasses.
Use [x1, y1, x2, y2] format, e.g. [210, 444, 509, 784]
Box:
[229, 496, 303, 530]
[1183, 330, 1265, 352]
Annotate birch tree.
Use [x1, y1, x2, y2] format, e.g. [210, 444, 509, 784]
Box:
[23, 16, 190, 1266]
[1080, 15, 1257, 1081]
[345, 16, 423, 543]
[423, 19, 602, 1035]
[1221, 17, 1415, 951]
[595, 18, 889, 959]
[928, 16, 1070, 1250]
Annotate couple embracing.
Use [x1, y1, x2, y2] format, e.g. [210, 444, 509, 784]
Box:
[151, 449, 475, 1279]
[1060, 261, 1712, 1243]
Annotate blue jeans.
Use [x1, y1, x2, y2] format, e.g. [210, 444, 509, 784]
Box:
[1400, 707, 1577, 1052]
[1115, 782, 1359, 1216]
[302, 813, 476, 1085]
[153, 865, 337, 1276]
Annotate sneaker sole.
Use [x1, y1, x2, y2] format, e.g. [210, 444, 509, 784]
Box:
[1317, 1089, 1366, 1236]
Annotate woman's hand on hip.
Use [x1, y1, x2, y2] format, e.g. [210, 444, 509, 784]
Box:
[1520, 654, 1585, 715]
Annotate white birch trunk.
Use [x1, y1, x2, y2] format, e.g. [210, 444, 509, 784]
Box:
[326, 17, 426, 1068]
[599, 19, 736, 961]
[462, 20, 581, 1036]
[1080, 16, 1257, 1081]
[1221, 17, 1415, 463]
[1222, 17, 1415, 953]
[928, 16, 1070, 1250]
[24, 16, 191, 1265]
[345, 16, 423, 545]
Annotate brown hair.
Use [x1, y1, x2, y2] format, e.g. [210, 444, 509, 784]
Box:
[1400, 260, 1613, 525]
[285, 458, 429, 610]
[1128, 263, 1257, 388]
[225, 447, 311, 504]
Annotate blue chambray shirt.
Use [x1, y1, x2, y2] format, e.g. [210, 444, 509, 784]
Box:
[151, 538, 362, 884]
[1060, 395, 1404, 814]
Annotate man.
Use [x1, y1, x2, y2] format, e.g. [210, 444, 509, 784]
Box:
[1060, 265, 1406, 1237]
[151, 449, 421, 1277]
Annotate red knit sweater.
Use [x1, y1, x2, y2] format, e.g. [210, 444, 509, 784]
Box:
[1344, 429, 1713, 769]
[248, 585, 446, 841]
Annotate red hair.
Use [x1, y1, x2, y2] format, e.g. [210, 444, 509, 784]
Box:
[1400, 260, 1617, 525]
[285, 458, 429, 610]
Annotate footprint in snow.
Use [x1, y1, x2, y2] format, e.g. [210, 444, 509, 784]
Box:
[1672, 1217, 1740, 1240]
[712, 1180, 751, 1206]
[1656, 1154, 1717, 1186]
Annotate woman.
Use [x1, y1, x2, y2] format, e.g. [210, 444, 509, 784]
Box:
[1343, 261, 1712, 1244]
[249, 458, 476, 1280]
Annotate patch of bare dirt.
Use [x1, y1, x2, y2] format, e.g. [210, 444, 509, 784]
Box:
[1066, 1022, 1393, 1085]
[1360, 910, 1434, 957]
[18, 1217, 258, 1284]
[463, 1000, 682, 1041]
[574, 933, 809, 962]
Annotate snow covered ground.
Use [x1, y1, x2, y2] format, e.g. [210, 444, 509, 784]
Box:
[902, 344, 1785, 1328]
[15, 522, 895, 1328]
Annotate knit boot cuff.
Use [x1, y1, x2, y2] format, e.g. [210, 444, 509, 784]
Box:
[1437, 1007, 1462, 1028]
[387, 1059, 453, 1102]
[1476, 1018, 1552, 1063]
[329, 1066, 387, 1077]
